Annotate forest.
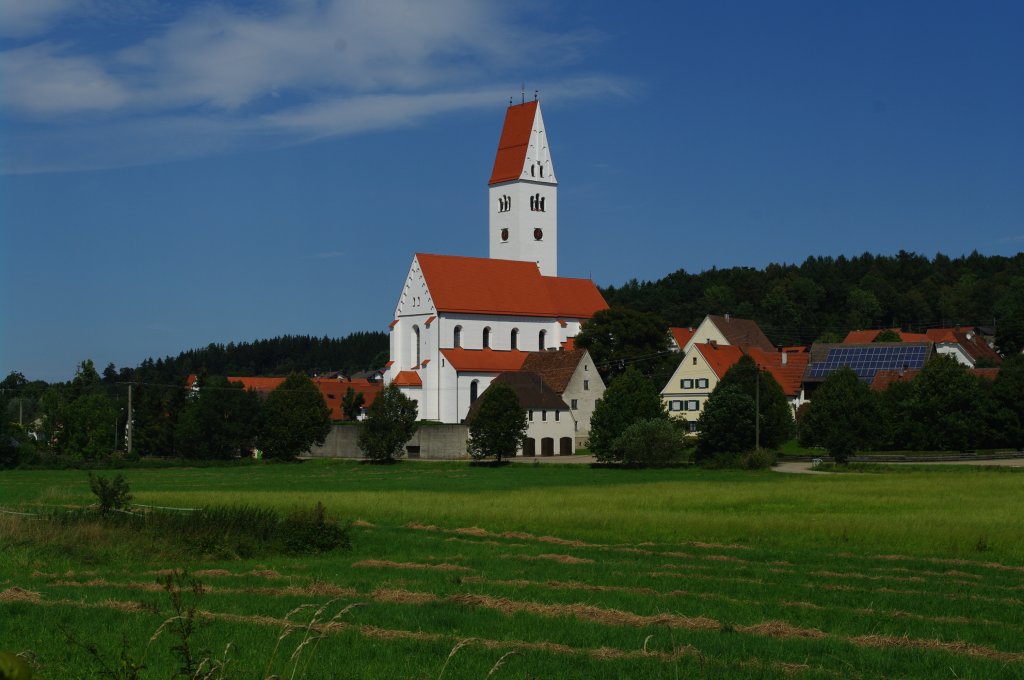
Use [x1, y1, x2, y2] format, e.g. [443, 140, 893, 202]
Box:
[601, 250, 1024, 353]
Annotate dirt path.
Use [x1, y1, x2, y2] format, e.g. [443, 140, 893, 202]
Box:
[774, 458, 1024, 474]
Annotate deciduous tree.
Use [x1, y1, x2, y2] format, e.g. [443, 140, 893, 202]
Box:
[588, 367, 667, 462]
[358, 384, 418, 462]
[466, 383, 528, 463]
[259, 373, 332, 460]
[174, 377, 261, 459]
[798, 367, 878, 464]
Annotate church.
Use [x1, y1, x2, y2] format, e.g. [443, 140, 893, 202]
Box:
[383, 99, 609, 429]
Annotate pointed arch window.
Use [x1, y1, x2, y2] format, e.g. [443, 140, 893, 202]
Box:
[482, 327, 491, 349]
[453, 325, 462, 348]
[538, 329, 547, 350]
[539, 196, 545, 212]
[511, 328, 519, 350]
[470, 380, 479, 404]
[412, 325, 421, 366]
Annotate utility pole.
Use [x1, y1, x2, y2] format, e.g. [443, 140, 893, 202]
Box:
[18, 399, 23, 427]
[755, 368, 760, 451]
[127, 383, 133, 455]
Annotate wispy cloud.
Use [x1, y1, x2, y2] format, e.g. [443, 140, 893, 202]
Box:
[0, 0, 78, 38]
[0, 0, 625, 173]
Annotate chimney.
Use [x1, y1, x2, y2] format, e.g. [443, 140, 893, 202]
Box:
[709, 340, 718, 349]
[781, 351, 788, 366]
[724, 313, 731, 322]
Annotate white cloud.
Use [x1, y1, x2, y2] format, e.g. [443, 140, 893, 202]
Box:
[0, 0, 621, 172]
[0, 43, 129, 115]
[0, 0, 77, 38]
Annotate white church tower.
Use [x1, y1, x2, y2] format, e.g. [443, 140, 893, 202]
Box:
[488, 99, 558, 276]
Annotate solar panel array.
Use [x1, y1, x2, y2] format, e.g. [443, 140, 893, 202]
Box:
[806, 345, 928, 382]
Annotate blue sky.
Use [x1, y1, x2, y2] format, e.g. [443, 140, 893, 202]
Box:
[1, 0, 1022, 381]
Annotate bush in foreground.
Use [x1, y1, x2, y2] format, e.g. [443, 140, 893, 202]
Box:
[609, 418, 685, 466]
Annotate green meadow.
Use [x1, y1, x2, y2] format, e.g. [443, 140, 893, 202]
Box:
[2, 460, 1023, 679]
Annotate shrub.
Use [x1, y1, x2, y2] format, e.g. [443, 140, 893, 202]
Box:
[609, 418, 684, 466]
[280, 502, 350, 554]
[589, 368, 668, 462]
[88, 473, 132, 514]
[742, 448, 777, 470]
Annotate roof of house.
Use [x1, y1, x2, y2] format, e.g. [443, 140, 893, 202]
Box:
[707, 315, 775, 352]
[694, 342, 745, 380]
[925, 328, 1002, 364]
[746, 348, 812, 398]
[669, 327, 695, 350]
[520, 349, 587, 393]
[391, 371, 422, 387]
[222, 376, 381, 420]
[843, 329, 929, 343]
[439, 348, 530, 373]
[466, 371, 569, 420]
[489, 101, 537, 185]
[871, 366, 999, 391]
[416, 253, 607, 318]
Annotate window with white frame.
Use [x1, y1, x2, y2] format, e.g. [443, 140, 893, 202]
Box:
[686, 400, 699, 411]
[680, 379, 694, 389]
[696, 378, 709, 389]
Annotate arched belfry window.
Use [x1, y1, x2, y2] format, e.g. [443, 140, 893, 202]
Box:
[538, 329, 547, 350]
[511, 328, 519, 350]
[530, 164, 535, 177]
[470, 380, 479, 404]
[412, 325, 421, 366]
[482, 327, 491, 349]
[453, 325, 462, 348]
[540, 196, 546, 212]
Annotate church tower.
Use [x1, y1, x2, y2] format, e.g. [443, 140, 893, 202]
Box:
[488, 100, 558, 276]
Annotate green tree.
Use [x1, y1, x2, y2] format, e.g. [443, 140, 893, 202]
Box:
[259, 373, 332, 460]
[341, 387, 366, 421]
[575, 307, 672, 382]
[466, 383, 528, 463]
[798, 368, 878, 464]
[696, 356, 793, 462]
[874, 329, 902, 343]
[0, 390, 19, 468]
[610, 418, 684, 466]
[846, 288, 882, 330]
[174, 377, 261, 459]
[990, 355, 1024, 449]
[588, 367, 667, 462]
[358, 384, 418, 462]
[910, 355, 985, 451]
[62, 392, 119, 459]
[994, 279, 1024, 356]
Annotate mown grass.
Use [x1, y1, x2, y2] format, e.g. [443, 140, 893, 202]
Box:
[2, 459, 1024, 678]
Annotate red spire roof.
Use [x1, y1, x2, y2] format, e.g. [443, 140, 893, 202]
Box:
[488, 101, 538, 185]
[416, 253, 607, 319]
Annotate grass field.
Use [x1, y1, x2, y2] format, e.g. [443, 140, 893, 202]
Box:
[2, 460, 1023, 678]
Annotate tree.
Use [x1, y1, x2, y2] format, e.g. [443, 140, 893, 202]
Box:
[466, 383, 528, 462]
[588, 367, 667, 462]
[874, 329, 902, 343]
[907, 355, 985, 451]
[174, 377, 261, 459]
[994, 279, 1024, 356]
[341, 387, 366, 421]
[990, 355, 1024, 449]
[798, 368, 878, 464]
[62, 392, 119, 459]
[259, 373, 332, 460]
[696, 356, 793, 462]
[358, 384, 418, 462]
[610, 418, 684, 466]
[574, 307, 672, 383]
[0, 390, 19, 468]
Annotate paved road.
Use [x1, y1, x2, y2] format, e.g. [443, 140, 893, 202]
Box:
[774, 458, 1024, 474]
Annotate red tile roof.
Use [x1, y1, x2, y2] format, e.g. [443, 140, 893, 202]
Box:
[440, 348, 530, 372]
[521, 349, 587, 393]
[392, 371, 422, 387]
[746, 348, 811, 398]
[416, 253, 607, 318]
[925, 328, 1002, 365]
[224, 376, 381, 420]
[870, 366, 1000, 391]
[670, 327, 695, 350]
[843, 329, 929, 343]
[489, 101, 537, 185]
[695, 343, 745, 380]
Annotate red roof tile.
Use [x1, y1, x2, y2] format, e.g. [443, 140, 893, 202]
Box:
[669, 327, 695, 349]
[389, 319, 399, 329]
[843, 329, 929, 343]
[489, 101, 537, 185]
[746, 348, 811, 397]
[416, 253, 607, 318]
[225, 376, 381, 420]
[695, 343, 745, 380]
[440, 348, 530, 372]
[870, 366, 999, 391]
[926, 328, 1002, 365]
[392, 371, 422, 387]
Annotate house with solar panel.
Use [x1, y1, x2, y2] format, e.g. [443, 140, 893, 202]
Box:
[800, 342, 934, 399]
[843, 327, 1001, 368]
[384, 99, 609, 435]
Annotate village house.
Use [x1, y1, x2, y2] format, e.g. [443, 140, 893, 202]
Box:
[468, 371, 576, 456]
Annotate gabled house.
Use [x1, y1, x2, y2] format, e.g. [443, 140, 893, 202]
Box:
[802, 342, 934, 400]
[467, 371, 575, 456]
[520, 348, 605, 446]
[843, 327, 1001, 368]
[680, 314, 775, 354]
[668, 327, 695, 352]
